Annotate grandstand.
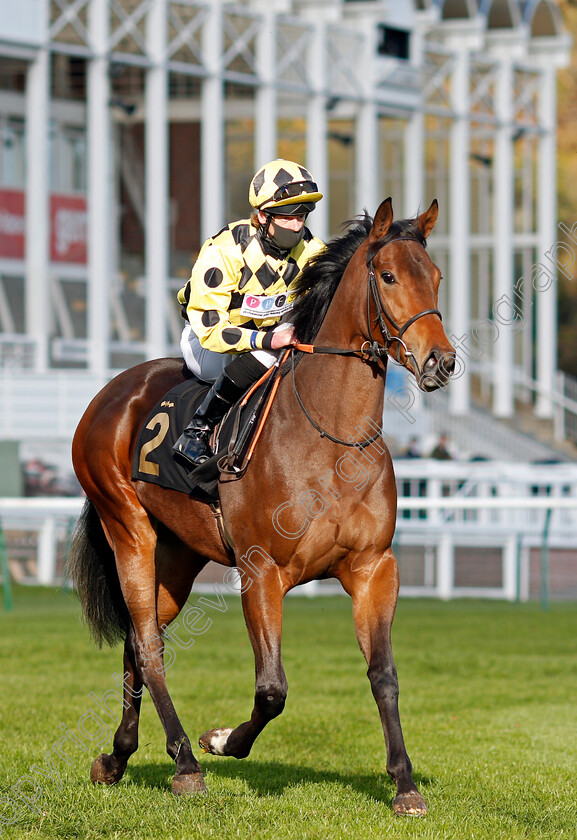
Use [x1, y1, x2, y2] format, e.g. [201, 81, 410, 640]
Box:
[0, 0, 572, 428]
[1, 0, 577, 601]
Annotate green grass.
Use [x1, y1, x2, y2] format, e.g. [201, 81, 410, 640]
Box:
[1, 586, 577, 839]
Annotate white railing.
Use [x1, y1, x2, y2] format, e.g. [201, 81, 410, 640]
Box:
[0, 371, 107, 439]
[555, 369, 577, 444]
[2, 461, 577, 604]
[0, 334, 37, 369]
[470, 357, 577, 446]
[0, 497, 84, 587]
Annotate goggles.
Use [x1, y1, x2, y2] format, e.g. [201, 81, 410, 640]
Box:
[266, 202, 315, 217]
[271, 180, 319, 202]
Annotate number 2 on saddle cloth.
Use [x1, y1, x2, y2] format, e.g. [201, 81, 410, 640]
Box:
[131, 358, 285, 499]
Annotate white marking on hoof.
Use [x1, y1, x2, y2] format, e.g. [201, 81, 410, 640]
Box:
[203, 727, 234, 756]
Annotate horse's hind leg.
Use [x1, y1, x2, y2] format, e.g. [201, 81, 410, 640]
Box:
[338, 548, 427, 816]
[90, 626, 143, 785]
[97, 507, 207, 795]
[199, 567, 286, 759]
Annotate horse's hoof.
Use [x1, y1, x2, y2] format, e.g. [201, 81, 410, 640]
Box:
[198, 727, 234, 756]
[90, 753, 126, 786]
[393, 791, 428, 816]
[172, 772, 207, 796]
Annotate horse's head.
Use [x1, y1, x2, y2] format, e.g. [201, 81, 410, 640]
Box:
[366, 198, 455, 392]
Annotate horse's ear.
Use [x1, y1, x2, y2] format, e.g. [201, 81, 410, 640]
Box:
[417, 199, 438, 239]
[369, 197, 394, 243]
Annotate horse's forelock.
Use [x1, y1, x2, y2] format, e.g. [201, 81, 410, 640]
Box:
[366, 218, 427, 265]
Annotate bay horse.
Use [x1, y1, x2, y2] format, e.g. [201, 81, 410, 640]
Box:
[68, 198, 455, 816]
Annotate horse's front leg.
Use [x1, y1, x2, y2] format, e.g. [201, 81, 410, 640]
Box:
[199, 568, 286, 759]
[338, 548, 427, 816]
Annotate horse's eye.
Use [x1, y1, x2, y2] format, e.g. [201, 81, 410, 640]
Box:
[381, 271, 395, 285]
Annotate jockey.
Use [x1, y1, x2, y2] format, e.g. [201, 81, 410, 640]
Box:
[173, 159, 325, 470]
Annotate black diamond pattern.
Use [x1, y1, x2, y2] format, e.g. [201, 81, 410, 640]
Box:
[252, 170, 265, 195]
[238, 265, 253, 290]
[255, 261, 279, 290]
[283, 259, 299, 285]
[273, 167, 292, 187]
[231, 223, 249, 246]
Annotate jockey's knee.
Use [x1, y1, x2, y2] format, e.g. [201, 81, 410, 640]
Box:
[224, 351, 270, 386]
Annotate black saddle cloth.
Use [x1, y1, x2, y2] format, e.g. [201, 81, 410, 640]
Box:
[131, 373, 272, 500]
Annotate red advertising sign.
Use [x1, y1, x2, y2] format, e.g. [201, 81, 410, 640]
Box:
[0, 190, 88, 264]
[50, 194, 87, 264]
[0, 189, 25, 259]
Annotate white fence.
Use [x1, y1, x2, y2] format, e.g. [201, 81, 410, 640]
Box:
[393, 460, 577, 603]
[1, 461, 577, 604]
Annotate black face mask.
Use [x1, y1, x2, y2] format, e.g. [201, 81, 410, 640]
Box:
[267, 218, 306, 252]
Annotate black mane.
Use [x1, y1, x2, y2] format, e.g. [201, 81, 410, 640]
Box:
[291, 213, 426, 344]
[291, 215, 371, 344]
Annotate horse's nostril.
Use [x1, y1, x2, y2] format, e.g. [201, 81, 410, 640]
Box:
[443, 354, 456, 375]
[424, 354, 438, 372]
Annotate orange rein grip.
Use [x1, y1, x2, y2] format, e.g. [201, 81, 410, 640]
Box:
[240, 364, 276, 408]
[294, 343, 315, 353]
[244, 348, 291, 463]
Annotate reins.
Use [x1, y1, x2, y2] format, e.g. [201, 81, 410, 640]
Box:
[289, 350, 383, 448]
[219, 232, 446, 469]
[289, 235, 443, 445]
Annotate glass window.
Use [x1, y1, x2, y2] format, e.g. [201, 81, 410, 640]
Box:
[1, 119, 25, 188]
[66, 131, 87, 192]
[49, 125, 87, 193]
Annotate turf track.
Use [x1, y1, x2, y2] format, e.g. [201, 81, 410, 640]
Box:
[1, 586, 576, 839]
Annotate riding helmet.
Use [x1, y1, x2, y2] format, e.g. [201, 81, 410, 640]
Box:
[249, 159, 323, 216]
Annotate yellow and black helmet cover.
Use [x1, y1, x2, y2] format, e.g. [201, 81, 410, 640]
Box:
[249, 159, 323, 215]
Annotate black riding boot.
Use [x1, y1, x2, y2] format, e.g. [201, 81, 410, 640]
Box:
[173, 372, 245, 469]
[173, 354, 269, 470]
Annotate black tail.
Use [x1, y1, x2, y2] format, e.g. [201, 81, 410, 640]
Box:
[66, 499, 130, 647]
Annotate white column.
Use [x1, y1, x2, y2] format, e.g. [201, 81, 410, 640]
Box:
[25, 48, 50, 373]
[493, 58, 514, 417]
[404, 22, 425, 216]
[403, 111, 424, 216]
[254, 3, 277, 168]
[37, 517, 56, 586]
[449, 48, 471, 415]
[145, 0, 169, 360]
[306, 20, 328, 241]
[87, 0, 111, 378]
[535, 65, 556, 418]
[437, 532, 453, 600]
[201, 0, 224, 240]
[503, 534, 518, 601]
[355, 22, 378, 216]
[355, 101, 378, 216]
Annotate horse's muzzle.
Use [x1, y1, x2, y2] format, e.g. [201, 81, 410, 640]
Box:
[418, 348, 456, 391]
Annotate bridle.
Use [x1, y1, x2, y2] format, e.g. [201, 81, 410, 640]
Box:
[366, 236, 443, 372]
[291, 233, 444, 447]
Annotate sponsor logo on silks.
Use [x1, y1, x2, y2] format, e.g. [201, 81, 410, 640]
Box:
[239, 292, 296, 319]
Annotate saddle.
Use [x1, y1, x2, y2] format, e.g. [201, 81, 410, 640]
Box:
[131, 365, 280, 500]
